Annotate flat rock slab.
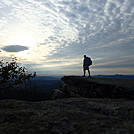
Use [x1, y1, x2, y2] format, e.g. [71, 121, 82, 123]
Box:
[0, 98, 134, 134]
[62, 76, 134, 90]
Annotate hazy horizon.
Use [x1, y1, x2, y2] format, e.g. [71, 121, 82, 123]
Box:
[34, 74, 134, 77]
[0, 0, 134, 76]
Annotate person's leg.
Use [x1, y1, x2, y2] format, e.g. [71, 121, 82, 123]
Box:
[87, 68, 90, 77]
[83, 67, 86, 76]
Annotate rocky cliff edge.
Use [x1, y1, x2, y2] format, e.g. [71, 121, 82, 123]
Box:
[52, 76, 134, 100]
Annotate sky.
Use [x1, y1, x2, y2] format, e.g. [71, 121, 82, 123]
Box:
[0, 0, 134, 76]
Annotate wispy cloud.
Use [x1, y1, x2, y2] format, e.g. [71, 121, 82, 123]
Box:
[0, 0, 134, 75]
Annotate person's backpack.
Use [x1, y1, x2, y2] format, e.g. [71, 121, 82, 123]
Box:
[87, 57, 92, 66]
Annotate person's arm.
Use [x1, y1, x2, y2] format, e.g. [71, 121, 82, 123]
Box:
[83, 59, 85, 67]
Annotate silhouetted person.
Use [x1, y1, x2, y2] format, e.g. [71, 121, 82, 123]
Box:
[83, 55, 92, 77]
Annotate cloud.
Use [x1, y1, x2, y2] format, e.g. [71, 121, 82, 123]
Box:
[0, 0, 134, 75]
[2, 45, 29, 52]
[0, 0, 133, 51]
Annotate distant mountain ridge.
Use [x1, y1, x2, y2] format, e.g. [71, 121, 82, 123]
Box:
[33, 76, 62, 80]
[94, 74, 134, 80]
[34, 75, 134, 80]
[30, 76, 62, 92]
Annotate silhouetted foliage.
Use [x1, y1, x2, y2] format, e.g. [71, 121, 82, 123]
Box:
[0, 56, 36, 89]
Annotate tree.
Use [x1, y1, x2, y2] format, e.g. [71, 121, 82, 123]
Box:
[0, 57, 36, 89]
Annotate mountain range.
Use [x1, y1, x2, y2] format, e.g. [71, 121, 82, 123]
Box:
[94, 74, 134, 80]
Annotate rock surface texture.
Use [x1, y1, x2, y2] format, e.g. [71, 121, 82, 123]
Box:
[55, 76, 134, 99]
[0, 98, 134, 134]
[0, 76, 134, 134]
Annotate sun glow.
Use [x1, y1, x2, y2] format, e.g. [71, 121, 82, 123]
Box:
[9, 32, 36, 47]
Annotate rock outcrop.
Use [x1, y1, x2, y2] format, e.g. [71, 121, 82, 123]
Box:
[53, 76, 134, 99]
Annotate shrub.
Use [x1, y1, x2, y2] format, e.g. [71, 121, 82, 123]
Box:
[0, 57, 36, 89]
